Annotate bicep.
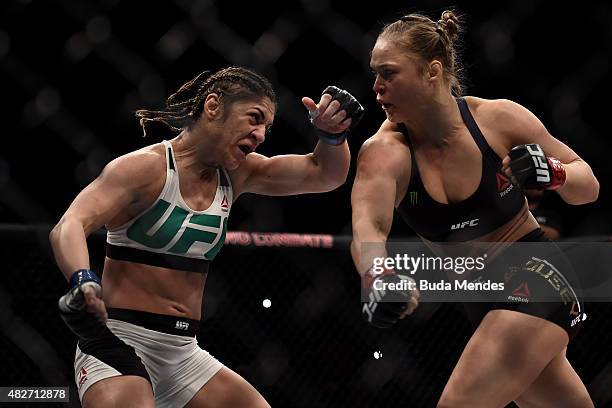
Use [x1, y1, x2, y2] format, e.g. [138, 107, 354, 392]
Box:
[238, 153, 323, 196]
[500, 100, 581, 163]
[64, 177, 131, 234]
[60, 158, 146, 234]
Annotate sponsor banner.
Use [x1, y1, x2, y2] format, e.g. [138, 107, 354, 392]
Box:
[225, 231, 335, 248]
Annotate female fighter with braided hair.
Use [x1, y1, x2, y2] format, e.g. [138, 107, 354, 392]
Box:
[351, 10, 598, 407]
[50, 66, 363, 408]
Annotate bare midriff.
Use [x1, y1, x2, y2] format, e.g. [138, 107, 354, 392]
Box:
[102, 258, 207, 320]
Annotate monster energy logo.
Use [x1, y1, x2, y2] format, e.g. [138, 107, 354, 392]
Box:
[126, 199, 227, 260]
[408, 191, 418, 206]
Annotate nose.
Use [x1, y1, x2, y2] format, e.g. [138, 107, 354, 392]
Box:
[251, 125, 266, 144]
[372, 76, 385, 96]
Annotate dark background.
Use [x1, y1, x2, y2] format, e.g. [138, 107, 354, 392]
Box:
[1, 0, 611, 236]
[1, 0, 611, 407]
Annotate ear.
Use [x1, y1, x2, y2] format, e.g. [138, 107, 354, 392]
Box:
[426, 60, 443, 82]
[203, 93, 222, 120]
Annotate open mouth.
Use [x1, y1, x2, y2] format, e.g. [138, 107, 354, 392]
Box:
[238, 145, 253, 155]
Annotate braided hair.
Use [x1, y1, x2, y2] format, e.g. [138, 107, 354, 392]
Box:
[135, 66, 277, 136]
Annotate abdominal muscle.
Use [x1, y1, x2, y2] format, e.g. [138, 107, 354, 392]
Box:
[101, 258, 207, 320]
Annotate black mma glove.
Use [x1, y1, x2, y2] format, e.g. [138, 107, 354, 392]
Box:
[507, 143, 566, 190]
[58, 269, 106, 339]
[312, 86, 364, 145]
[362, 267, 416, 328]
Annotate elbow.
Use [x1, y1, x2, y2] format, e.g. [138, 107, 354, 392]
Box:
[563, 178, 599, 205]
[580, 174, 600, 204]
[49, 220, 62, 247]
[587, 178, 600, 203]
[350, 239, 358, 259]
[50, 215, 85, 247]
[582, 164, 600, 203]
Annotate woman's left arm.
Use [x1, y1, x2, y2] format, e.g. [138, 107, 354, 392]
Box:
[234, 143, 351, 196]
[230, 87, 362, 197]
[495, 99, 599, 205]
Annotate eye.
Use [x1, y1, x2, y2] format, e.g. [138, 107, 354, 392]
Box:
[248, 112, 261, 125]
[381, 69, 394, 79]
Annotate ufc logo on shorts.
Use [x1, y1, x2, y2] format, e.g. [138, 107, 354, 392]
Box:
[527, 144, 550, 183]
[571, 313, 587, 327]
[175, 321, 190, 330]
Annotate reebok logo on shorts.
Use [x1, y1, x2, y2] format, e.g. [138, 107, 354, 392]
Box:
[512, 282, 530, 297]
[570, 312, 587, 327]
[78, 367, 88, 388]
[507, 282, 530, 303]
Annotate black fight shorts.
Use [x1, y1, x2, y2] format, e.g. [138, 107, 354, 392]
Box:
[462, 229, 586, 341]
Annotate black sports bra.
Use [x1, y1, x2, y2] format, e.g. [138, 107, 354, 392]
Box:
[395, 97, 525, 242]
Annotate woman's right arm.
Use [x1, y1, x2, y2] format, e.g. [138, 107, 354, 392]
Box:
[350, 127, 409, 277]
[351, 128, 419, 326]
[50, 150, 160, 279]
[50, 151, 160, 323]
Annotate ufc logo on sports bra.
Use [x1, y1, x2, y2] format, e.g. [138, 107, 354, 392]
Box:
[451, 218, 479, 230]
[527, 144, 550, 183]
[126, 199, 227, 260]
